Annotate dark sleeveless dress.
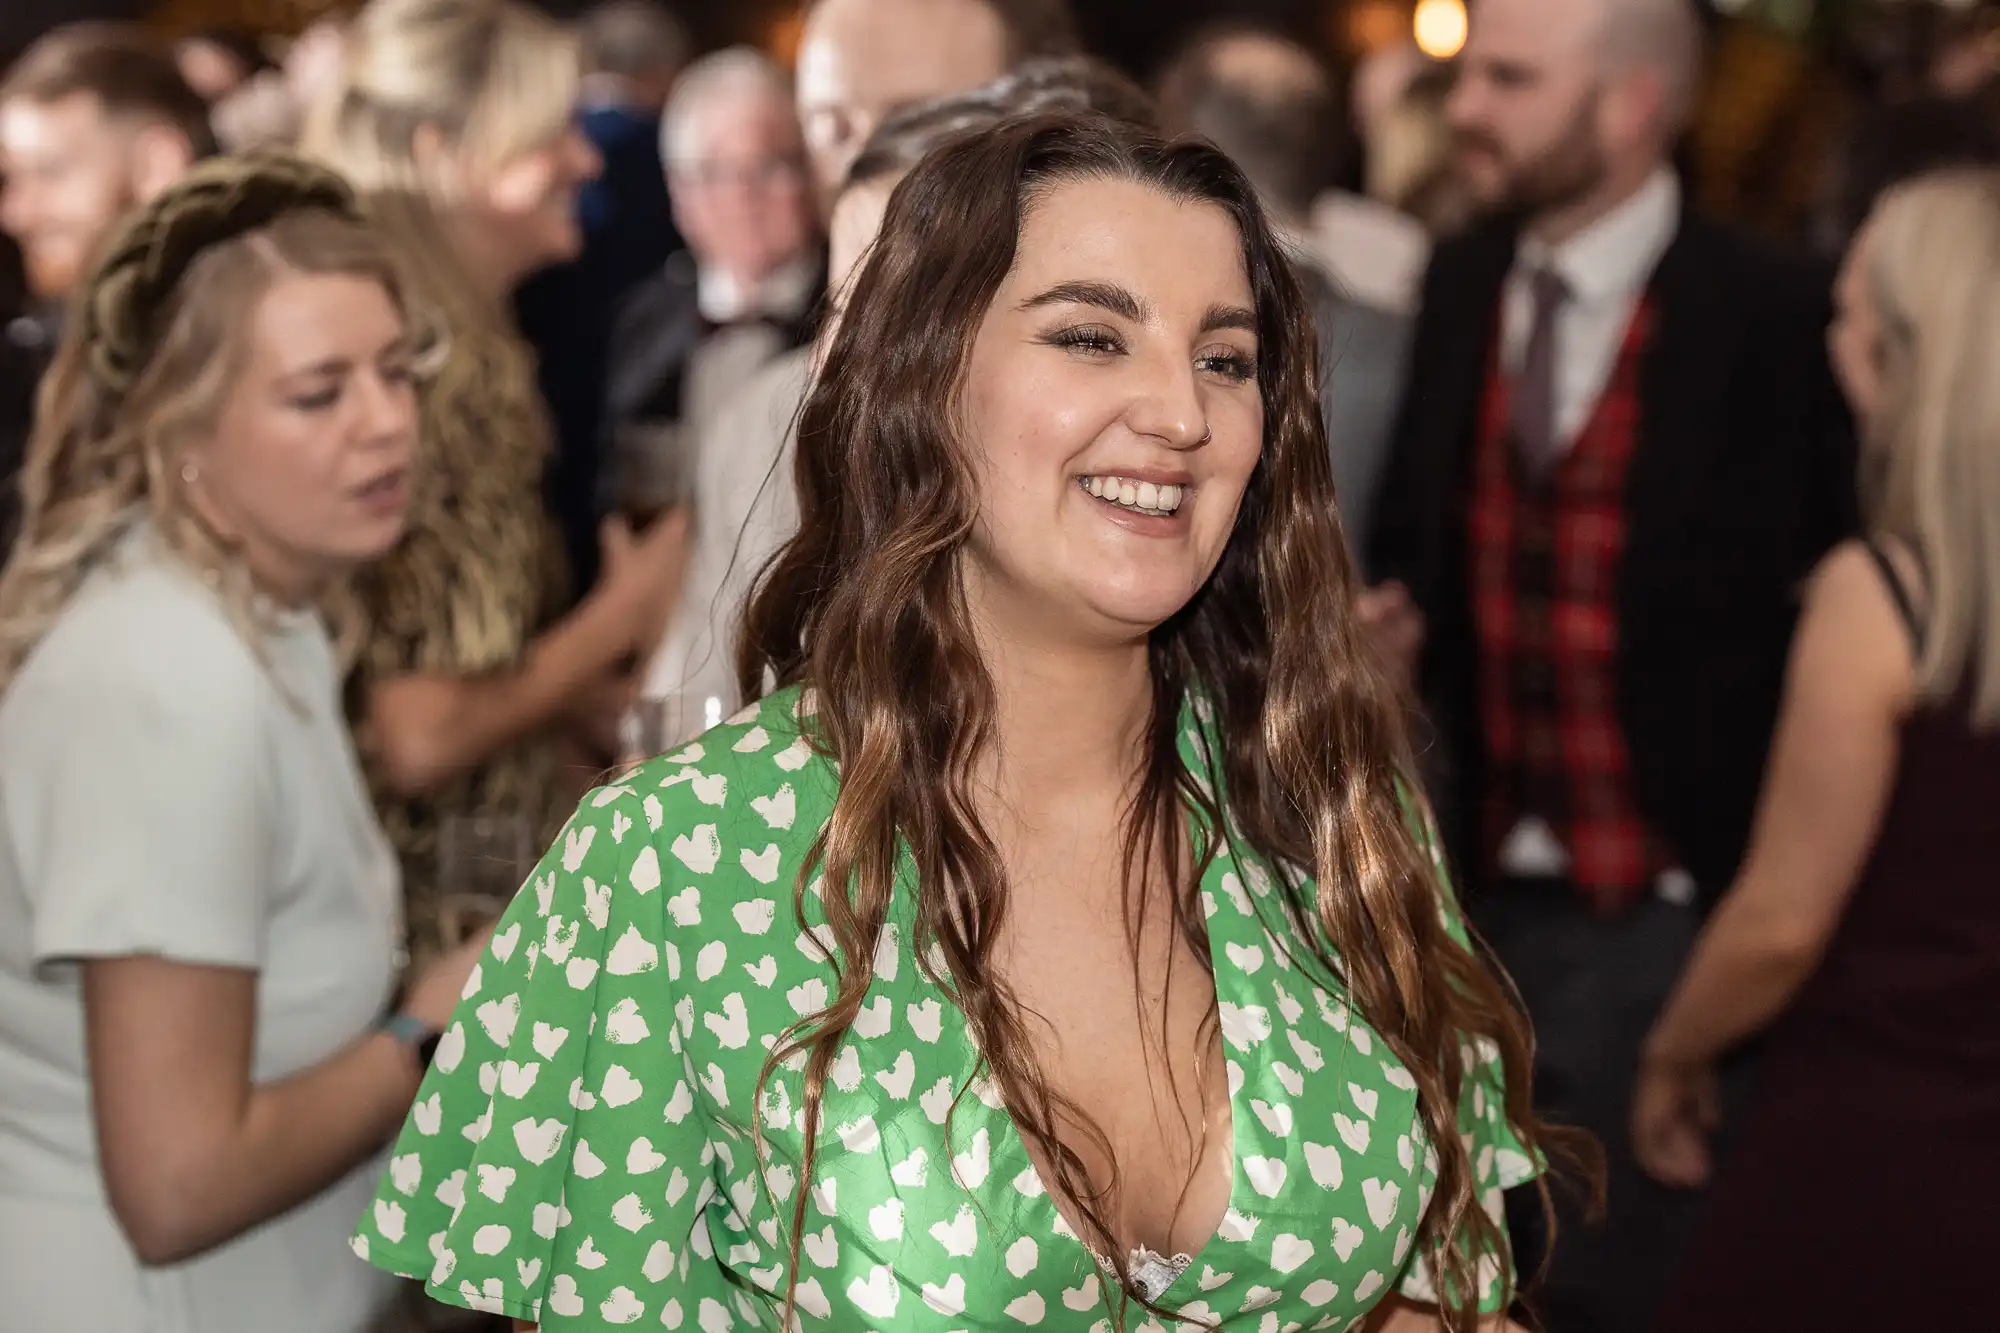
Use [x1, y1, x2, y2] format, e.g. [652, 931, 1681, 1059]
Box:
[1655, 545, 2000, 1329]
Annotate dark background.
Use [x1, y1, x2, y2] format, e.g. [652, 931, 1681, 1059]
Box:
[2, 0, 1358, 87]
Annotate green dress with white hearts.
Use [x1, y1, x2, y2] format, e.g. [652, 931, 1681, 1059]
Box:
[352, 686, 1538, 1331]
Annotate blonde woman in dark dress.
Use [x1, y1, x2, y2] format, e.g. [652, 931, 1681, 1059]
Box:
[1638, 167, 2000, 1329]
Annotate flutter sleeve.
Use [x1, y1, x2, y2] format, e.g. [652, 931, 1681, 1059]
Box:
[352, 782, 710, 1327]
[1395, 807, 1543, 1313]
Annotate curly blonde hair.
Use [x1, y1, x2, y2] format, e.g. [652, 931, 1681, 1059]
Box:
[0, 152, 431, 691]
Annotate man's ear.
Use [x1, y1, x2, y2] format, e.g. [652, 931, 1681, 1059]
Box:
[128, 122, 199, 205]
[1598, 66, 1670, 157]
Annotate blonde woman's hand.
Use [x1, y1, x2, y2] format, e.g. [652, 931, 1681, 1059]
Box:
[1355, 580, 1425, 682]
[1631, 1052, 1720, 1189]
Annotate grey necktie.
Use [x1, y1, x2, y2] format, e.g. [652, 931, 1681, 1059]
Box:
[1510, 266, 1570, 476]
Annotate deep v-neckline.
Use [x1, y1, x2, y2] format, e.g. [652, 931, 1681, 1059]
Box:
[953, 801, 1254, 1308]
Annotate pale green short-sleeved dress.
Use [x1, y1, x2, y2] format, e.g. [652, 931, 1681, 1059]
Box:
[353, 687, 1537, 1330]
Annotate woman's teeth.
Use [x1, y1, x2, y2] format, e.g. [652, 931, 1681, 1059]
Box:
[1080, 475, 1185, 516]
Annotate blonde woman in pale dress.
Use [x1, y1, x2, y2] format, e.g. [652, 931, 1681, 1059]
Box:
[0, 154, 485, 1333]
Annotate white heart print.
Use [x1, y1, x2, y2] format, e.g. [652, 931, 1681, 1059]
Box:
[732, 899, 776, 935]
[867, 1199, 904, 1241]
[739, 844, 781, 884]
[1250, 1098, 1293, 1137]
[922, 1273, 968, 1316]
[1005, 1292, 1046, 1324]
[847, 1264, 901, 1320]
[835, 1116, 879, 1155]
[802, 1225, 838, 1268]
[929, 1204, 978, 1257]
[703, 993, 751, 1049]
[874, 1050, 916, 1099]
[1270, 1233, 1315, 1274]
[667, 886, 702, 926]
[670, 826, 721, 874]
[603, 997, 649, 1045]
[599, 1065, 643, 1108]
[1304, 1140, 1344, 1190]
[750, 784, 795, 829]
[889, 1148, 928, 1189]
[1243, 1155, 1287, 1197]
[1364, 1177, 1402, 1229]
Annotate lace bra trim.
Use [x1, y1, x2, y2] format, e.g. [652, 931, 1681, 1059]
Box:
[1090, 1243, 1194, 1303]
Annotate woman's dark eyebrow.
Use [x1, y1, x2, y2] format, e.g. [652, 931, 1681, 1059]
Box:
[1018, 280, 1148, 322]
[1201, 304, 1258, 335]
[1019, 283, 1256, 339]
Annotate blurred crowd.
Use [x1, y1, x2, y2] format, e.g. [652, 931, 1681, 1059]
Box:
[0, 0, 1997, 1329]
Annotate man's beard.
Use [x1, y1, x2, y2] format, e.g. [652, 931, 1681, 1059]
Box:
[1457, 90, 1612, 224]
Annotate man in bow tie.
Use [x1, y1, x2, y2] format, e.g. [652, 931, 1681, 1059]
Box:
[600, 48, 825, 529]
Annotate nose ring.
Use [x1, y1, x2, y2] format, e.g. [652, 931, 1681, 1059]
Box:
[1197, 424, 1213, 445]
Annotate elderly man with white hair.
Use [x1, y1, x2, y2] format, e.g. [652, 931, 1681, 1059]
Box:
[601, 46, 822, 529]
[1368, 0, 1858, 1326]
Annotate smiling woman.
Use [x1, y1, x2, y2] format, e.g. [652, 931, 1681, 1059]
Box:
[355, 113, 1553, 1333]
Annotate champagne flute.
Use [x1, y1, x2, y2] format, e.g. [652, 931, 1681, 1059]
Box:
[620, 691, 724, 766]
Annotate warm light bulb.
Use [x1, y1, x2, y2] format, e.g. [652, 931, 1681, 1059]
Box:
[1414, 0, 1469, 60]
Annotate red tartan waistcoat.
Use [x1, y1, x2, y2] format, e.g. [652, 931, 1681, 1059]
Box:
[1468, 296, 1670, 914]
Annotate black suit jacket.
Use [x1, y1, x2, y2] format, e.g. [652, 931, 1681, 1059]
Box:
[0, 308, 56, 552]
[518, 104, 684, 595]
[601, 254, 705, 440]
[602, 255, 825, 443]
[1369, 210, 1859, 902]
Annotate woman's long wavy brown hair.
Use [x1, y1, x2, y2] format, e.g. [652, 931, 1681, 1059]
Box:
[739, 112, 1557, 1330]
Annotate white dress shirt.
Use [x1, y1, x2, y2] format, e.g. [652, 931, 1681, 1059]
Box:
[695, 253, 821, 325]
[642, 346, 811, 721]
[1305, 189, 1433, 316]
[1499, 169, 1680, 453]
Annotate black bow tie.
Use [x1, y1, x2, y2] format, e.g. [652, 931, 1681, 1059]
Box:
[698, 310, 787, 337]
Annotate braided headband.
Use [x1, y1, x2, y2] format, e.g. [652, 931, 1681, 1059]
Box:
[79, 149, 364, 396]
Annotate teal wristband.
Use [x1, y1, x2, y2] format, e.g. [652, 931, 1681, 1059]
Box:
[379, 1013, 442, 1068]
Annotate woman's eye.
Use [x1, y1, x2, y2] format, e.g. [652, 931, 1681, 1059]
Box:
[293, 386, 340, 411]
[1045, 326, 1124, 357]
[1198, 350, 1258, 382]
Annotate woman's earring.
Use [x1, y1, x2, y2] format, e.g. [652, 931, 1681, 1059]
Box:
[181, 460, 200, 487]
